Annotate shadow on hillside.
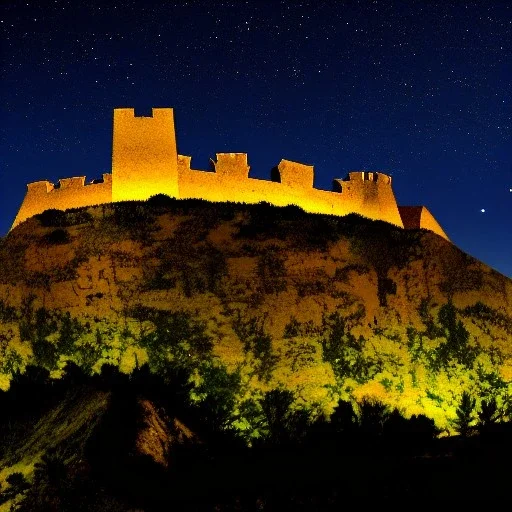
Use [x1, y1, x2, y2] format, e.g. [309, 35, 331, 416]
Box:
[1, 364, 512, 510]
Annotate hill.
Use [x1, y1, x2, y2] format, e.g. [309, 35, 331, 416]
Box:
[0, 198, 511, 508]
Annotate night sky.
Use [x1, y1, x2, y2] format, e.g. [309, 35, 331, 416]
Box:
[1, 1, 511, 277]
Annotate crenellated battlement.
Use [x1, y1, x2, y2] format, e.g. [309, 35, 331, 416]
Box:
[56, 176, 86, 189]
[12, 173, 113, 229]
[11, 107, 449, 240]
[212, 153, 251, 179]
[27, 181, 55, 193]
[25, 174, 112, 194]
[272, 159, 315, 189]
[346, 171, 392, 185]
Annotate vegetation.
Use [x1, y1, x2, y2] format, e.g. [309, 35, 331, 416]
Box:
[0, 198, 511, 457]
[0, 364, 511, 509]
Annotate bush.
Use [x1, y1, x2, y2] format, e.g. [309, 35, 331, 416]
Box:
[147, 194, 177, 210]
[43, 228, 70, 245]
[0, 300, 17, 322]
[256, 249, 287, 294]
[434, 302, 476, 369]
[452, 391, 476, 437]
[234, 316, 277, 382]
[112, 202, 155, 228]
[321, 312, 376, 384]
[36, 208, 92, 227]
[377, 276, 397, 306]
[0, 472, 30, 503]
[260, 389, 309, 444]
[193, 363, 241, 433]
[36, 209, 67, 227]
[129, 306, 213, 373]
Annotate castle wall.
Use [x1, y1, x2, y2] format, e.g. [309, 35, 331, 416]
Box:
[11, 107, 454, 236]
[333, 172, 404, 227]
[398, 206, 449, 241]
[177, 155, 404, 227]
[112, 108, 179, 202]
[12, 174, 112, 229]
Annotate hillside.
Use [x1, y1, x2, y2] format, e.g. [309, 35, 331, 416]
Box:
[1, 198, 512, 508]
[1, 198, 511, 429]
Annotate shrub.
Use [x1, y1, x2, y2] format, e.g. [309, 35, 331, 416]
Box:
[36, 209, 67, 227]
[0, 300, 17, 322]
[296, 279, 327, 297]
[32, 339, 58, 370]
[233, 316, 277, 382]
[256, 249, 287, 294]
[43, 228, 70, 245]
[260, 389, 309, 443]
[36, 208, 92, 227]
[377, 276, 397, 306]
[0, 472, 30, 503]
[193, 363, 241, 433]
[321, 312, 376, 384]
[461, 302, 512, 335]
[112, 203, 150, 227]
[129, 306, 213, 373]
[283, 317, 302, 338]
[333, 264, 370, 283]
[147, 194, 177, 210]
[434, 302, 476, 369]
[452, 391, 476, 437]
[142, 268, 176, 291]
[203, 246, 228, 294]
[357, 399, 389, 436]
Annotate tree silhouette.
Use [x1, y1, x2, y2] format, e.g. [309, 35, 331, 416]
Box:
[477, 396, 502, 435]
[453, 391, 476, 437]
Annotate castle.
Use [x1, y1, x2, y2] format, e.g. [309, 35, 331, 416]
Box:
[11, 108, 449, 240]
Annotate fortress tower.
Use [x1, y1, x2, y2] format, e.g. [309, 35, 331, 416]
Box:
[112, 108, 179, 201]
[10, 107, 449, 241]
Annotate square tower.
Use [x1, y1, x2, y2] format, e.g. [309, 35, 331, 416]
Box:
[112, 108, 179, 201]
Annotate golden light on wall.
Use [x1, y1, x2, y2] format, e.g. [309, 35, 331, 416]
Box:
[11, 108, 449, 241]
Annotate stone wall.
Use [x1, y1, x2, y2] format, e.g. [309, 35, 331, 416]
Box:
[12, 107, 453, 238]
[398, 206, 449, 240]
[12, 174, 112, 229]
[177, 155, 404, 226]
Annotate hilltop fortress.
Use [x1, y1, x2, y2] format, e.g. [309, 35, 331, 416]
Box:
[12, 108, 449, 240]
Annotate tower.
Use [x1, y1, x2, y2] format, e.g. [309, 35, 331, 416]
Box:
[111, 108, 179, 202]
[333, 172, 404, 227]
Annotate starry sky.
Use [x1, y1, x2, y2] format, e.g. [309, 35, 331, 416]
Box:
[1, 1, 511, 277]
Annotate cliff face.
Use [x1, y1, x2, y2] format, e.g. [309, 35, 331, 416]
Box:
[0, 199, 511, 435]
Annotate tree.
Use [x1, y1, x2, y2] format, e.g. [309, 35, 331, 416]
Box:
[478, 396, 501, 434]
[261, 389, 295, 443]
[453, 391, 476, 437]
[358, 399, 388, 437]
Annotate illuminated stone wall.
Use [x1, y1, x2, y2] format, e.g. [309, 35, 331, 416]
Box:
[12, 174, 112, 229]
[178, 157, 405, 226]
[398, 206, 450, 240]
[12, 107, 450, 239]
[112, 108, 179, 202]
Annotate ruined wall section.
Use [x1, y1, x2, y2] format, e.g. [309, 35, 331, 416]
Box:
[398, 206, 449, 241]
[12, 174, 112, 229]
[177, 156, 404, 227]
[112, 108, 179, 202]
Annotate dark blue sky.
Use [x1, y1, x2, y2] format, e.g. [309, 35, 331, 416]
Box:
[1, 1, 511, 277]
